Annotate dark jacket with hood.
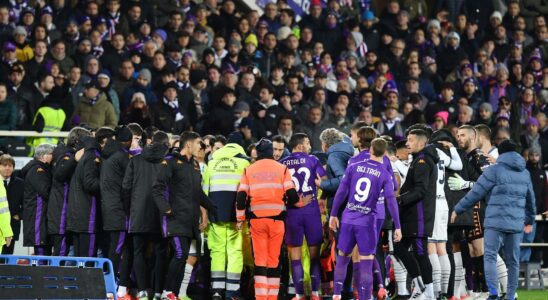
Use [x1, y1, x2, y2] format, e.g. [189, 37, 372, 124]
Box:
[47, 143, 77, 235]
[122, 143, 169, 234]
[67, 137, 102, 233]
[152, 152, 214, 239]
[455, 152, 536, 233]
[100, 140, 131, 231]
[22, 159, 51, 247]
[398, 145, 439, 237]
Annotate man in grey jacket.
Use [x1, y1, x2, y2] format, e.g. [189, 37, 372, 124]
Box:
[451, 140, 536, 300]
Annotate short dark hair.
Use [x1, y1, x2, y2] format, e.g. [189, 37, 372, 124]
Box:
[474, 124, 491, 140]
[357, 126, 377, 149]
[272, 135, 286, 145]
[405, 123, 432, 139]
[408, 129, 428, 140]
[127, 123, 144, 137]
[395, 139, 407, 149]
[371, 138, 388, 157]
[152, 131, 170, 146]
[215, 135, 227, 145]
[66, 126, 92, 149]
[180, 131, 201, 148]
[352, 121, 369, 131]
[95, 127, 116, 144]
[289, 133, 308, 150]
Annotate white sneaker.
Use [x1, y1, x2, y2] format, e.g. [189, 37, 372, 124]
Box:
[410, 287, 423, 299]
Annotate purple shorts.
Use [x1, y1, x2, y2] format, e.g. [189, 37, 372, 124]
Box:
[285, 210, 323, 247]
[337, 222, 377, 256]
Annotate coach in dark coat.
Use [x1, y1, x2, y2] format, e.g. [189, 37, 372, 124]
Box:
[22, 144, 54, 255]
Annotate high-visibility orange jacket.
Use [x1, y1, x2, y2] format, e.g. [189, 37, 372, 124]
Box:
[236, 158, 296, 220]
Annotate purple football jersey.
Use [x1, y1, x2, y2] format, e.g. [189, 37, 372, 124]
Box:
[280, 152, 327, 214]
[332, 159, 396, 226]
[348, 150, 398, 220]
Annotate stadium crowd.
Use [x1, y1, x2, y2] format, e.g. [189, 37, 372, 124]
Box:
[0, 0, 548, 300]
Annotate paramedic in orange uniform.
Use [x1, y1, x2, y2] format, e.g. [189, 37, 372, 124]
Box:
[235, 138, 312, 300]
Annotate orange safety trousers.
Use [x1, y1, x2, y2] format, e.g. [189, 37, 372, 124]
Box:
[250, 218, 285, 300]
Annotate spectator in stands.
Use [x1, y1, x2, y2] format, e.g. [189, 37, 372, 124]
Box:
[0, 41, 17, 84]
[28, 73, 55, 118]
[296, 106, 330, 152]
[49, 39, 74, 75]
[113, 60, 135, 98]
[0, 83, 16, 134]
[72, 80, 117, 129]
[97, 70, 120, 121]
[377, 104, 405, 141]
[326, 102, 352, 135]
[122, 68, 157, 111]
[151, 81, 191, 135]
[203, 89, 237, 137]
[457, 105, 474, 126]
[120, 92, 151, 129]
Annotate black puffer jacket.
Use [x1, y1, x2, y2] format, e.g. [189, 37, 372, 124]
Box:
[152, 152, 214, 238]
[22, 159, 51, 247]
[398, 146, 439, 238]
[47, 143, 77, 235]
[100, 140, 131, 231]
[67, 137, 101, 233]
[122, 143, 168, 234]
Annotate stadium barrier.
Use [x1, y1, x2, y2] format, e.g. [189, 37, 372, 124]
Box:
[0, 255, 116, 299]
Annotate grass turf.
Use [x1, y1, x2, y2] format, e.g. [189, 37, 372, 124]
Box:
[516, 289, 547, 299]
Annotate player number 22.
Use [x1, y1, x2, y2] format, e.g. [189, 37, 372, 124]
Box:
[354, 177, 371, 202]
[289, 167, 312, 193]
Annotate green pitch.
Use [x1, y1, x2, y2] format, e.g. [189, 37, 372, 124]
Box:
[517, 289, 547, 300]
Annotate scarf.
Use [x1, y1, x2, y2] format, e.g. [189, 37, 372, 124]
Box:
[164, 97, 184, 121]
[88, 94, 100, 105]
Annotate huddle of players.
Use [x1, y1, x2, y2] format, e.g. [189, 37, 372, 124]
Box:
[22, 120, 506, 300]
[277, 121, 508, 300]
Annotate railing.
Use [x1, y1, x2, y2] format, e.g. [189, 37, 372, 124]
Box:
[0, 130, 69, 138]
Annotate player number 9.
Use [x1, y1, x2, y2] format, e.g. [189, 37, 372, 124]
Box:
[354, 177, 371, 202]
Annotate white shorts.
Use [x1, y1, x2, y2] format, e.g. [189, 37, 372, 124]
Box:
[429, 198, 449, 242]
[188, 233, 205, 256]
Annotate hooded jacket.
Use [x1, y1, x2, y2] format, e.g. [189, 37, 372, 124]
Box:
[47, 143, 77, 235]
[203, 143, 250, 222]
[398, 146, 439, 237]
[321, 136, 355, 208]
[100, 140, 131, 231]
[67, 137, 102, 233]
[122, 143, 169, 234]
[455, 152, 537, 233]
[21, 159, 51, 247]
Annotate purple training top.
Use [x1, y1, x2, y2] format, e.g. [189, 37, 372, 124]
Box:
[331, 159, 401, 229]
[280, 152, 326, 214]
[348, 150, 398, 220]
